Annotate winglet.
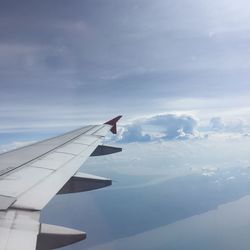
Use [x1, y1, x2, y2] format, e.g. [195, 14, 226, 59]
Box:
[104, 115, 122, 134]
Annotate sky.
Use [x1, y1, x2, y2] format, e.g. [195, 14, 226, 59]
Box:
[2, 1, 250, 249]
[1, 0, 250, 135]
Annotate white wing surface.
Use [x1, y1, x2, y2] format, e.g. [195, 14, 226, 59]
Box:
[0, 116, 122, 250]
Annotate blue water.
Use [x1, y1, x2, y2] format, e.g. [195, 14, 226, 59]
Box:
[41, 167, 250, 249]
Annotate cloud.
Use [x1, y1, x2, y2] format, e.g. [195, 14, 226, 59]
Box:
[201, 166, 218, 177]
[226, 176, 236, 181]
[209, 117, 225, 131]
[118, 114, 199, 143]
[117, 113, 250, 144]
[207, 117, 244, 133]
[147, 114, 199, 140]
[118, 124, 151, 143]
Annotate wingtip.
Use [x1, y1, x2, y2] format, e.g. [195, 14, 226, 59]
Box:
[104, 115, 122, 134]
[104, 115, 122, 125]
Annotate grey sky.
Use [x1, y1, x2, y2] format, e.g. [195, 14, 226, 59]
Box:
[1, 0, 250, 129]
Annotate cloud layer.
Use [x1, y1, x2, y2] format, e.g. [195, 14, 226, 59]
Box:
[117, 113, 250, 143]
[118, 114, 199, 143]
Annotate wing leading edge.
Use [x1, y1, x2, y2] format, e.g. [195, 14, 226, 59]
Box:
[0, 116, 122, 250]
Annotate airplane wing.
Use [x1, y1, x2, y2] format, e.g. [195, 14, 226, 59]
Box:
[0, 116, 122, 250]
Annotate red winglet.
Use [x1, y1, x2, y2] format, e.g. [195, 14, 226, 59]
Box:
[104, 115, 122, 134]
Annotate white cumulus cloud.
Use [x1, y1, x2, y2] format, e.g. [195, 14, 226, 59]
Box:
[118, 114, 200, 143]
